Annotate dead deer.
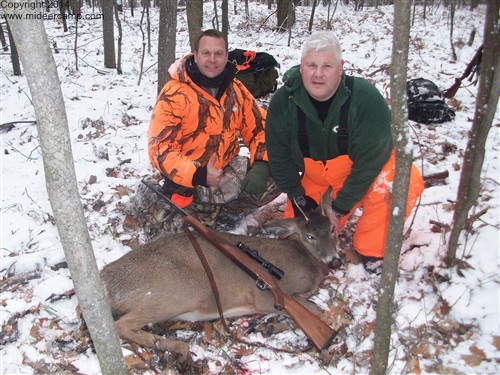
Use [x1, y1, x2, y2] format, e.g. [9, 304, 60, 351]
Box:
[100, 192, 338, 361]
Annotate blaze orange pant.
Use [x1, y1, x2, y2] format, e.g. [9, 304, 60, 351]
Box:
[283, 151, 424, 258]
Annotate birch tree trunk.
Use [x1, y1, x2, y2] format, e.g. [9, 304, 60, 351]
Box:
[370, 1, 412, 374]
[1, 2, 128, 374]
[446, 1, 499, 265]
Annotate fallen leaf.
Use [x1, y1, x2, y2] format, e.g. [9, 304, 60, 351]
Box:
[168, 321, 194, 330]
[204, 321, 213, 340]
[113, 184, 132, 197]
[493, 335, 500, 351]
[29, 323, 43, 341]
[124, 354, 149, 370]
[232, 344, 256, 357]
[439, 299, 451, 315]
[344, 248, 362, 264]
[411, 341, 433, 359]
[461, 353, 483, 367]
[408, 356, 421, 375]
[469, 344, 486, 359]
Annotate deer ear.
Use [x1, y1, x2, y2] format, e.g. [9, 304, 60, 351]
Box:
[262, 226, 295, 238]
[261, 217, 300, 238]
[320, 187, 334, 215]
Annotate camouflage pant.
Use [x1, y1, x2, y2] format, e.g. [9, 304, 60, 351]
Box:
[128, 156, 281, 238]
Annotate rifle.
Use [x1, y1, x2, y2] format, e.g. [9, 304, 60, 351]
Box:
[236, 242, 285, 280]
[142, 178, 336, 351]
[444, 45, 483, 99]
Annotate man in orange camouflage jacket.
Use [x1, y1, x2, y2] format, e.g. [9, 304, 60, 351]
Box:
[148, 29, 279, 229]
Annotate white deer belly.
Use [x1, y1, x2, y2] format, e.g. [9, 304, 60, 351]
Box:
[172, 306, 260, 322]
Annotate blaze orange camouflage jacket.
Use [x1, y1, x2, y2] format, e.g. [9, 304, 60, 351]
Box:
[148, 54, 268, 188]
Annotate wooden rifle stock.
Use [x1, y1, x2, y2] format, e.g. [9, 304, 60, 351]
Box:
[141, 178, 336, 350]
[184, 215, 336, 351]
[444, 45, 483, 99]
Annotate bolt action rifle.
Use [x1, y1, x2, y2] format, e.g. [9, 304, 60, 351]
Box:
[444, 45, 483, 99]
[142, 178, 336, 351]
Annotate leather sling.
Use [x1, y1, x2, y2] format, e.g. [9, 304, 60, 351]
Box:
[185, 224, 231, 334]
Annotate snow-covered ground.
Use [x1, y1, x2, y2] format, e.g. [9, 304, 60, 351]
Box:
[1, 2, 498, 374]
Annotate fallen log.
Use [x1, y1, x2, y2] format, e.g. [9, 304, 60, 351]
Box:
[423, 170, 449, 188]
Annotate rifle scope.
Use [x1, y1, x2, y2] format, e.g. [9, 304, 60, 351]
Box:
[236, 242, 285, 280]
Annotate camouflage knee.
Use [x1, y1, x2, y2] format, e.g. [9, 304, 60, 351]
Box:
[194, 156, 248, 205]
[194, 156, 282, 210]
[126, 176, 186, 237]
[228, 177, 282, 211]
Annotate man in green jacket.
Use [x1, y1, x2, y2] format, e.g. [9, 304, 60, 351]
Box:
[265, 31, 424, 269]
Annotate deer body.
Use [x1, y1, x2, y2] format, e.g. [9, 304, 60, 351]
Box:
[100, 207, 337, 359]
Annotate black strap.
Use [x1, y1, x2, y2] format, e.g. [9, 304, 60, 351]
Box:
[338, 75, 354, 155]
[296, 75, 354, 157]
[297, 105, 310, 158]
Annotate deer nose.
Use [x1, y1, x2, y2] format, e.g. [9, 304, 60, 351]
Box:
[329, 258, 343, 270]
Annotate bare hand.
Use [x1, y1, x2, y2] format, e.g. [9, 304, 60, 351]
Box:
[206, 154, 223, 187]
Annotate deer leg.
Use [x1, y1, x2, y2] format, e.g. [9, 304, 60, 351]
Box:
[115, 316, 190, 362]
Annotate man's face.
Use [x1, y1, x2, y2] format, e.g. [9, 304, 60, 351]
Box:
[300, 49, 344, 101]
[193, 36, 228, 78]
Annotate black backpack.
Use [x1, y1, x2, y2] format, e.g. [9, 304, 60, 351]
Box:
[228, 49, 280, 99]
[407, 78, 455, 124]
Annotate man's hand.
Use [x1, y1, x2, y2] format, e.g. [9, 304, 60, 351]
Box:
[241, 161, 271, 195]
[292, 195, 318, 217]
[206, 154, 223, 187]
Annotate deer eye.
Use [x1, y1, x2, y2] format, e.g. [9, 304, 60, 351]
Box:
[306, 234, 315, 240]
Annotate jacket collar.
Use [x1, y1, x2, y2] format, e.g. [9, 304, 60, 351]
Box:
[283, 65, 351, 122]
[168, 54, 237, 101]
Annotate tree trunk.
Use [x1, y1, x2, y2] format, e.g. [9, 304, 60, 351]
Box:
[145, 0, 151, 54]
[74, 18, 79, 71]
[449, 0, 457, 61]
[0, 22, 8, 51]
[308, 0, 318, 32]
[114, 0, 123, 74]
[58, 0, 68, 32]
[129, 0, 135, 16]
[212, 0, 219, 30]
[222, 0, 228, 48]
[446, 0, 499, 265]
[102, 0, 116, 68]
[186, 0, 203, 51]
[287, 0, 293, 46]
[1, 2, 128, 374]
[138, 4, 147, 85]
[370, 1, 412, 374]
[276, 0, 289, 31]
[6, 21, 21, 75]
[157, 0, 177, 94]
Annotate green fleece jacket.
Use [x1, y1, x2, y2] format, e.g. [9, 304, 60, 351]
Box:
[265, 65, 393, 214]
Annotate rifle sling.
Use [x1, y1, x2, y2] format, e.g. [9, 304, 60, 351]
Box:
[184, 223, 231, 334]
